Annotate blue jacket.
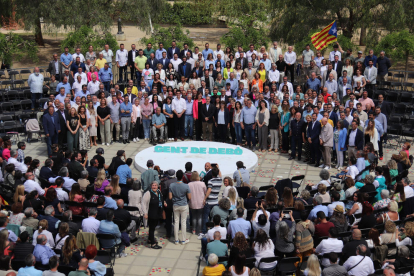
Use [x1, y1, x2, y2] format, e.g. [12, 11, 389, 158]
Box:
[329, 111, 338, 127]
[307, 120, 321, 141]
[98, 220, 121, 247]
[346, 128, 364, 150]
[167, 47, 180, 59]
[178, 62, 192, 79]
[42, 112, 61, 136]
[158, 58, 170, 70]
[146, 58, 159, 71]
[334, 128, 347, 151]
[38, 214, 60, 235]
[364, 55, 378, 67]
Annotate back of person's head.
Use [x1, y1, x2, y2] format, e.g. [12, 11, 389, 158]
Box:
[126, 158, 133, 166]
[89, 208, 98, 217]
[19, 231, 29, 243]
[176, 170, 184, 181]
[213, 214, 221, 226]
[221, 271, 232, 276]
[250, 186, 259, 197]
[329, 227, 338, 238]
[62, 210, 72, 221]
[104, 186, 112, 195]
[249, 268, 261, 276]
[211, 167, 219, 177]
[236, 207, 244, 218]
[106, 210, 114, 221]
[97, 196, 105, 206]
[357, 244, 367, 256]
[58, 167, 69, 177]
[49, 255, 59, 269]
[55, 177, 65, 187]
[85, 245, 98, 260]
[258, 214, 267, 226]
[350, 156, 357, 165]
[300, 210, 308, 221]
[185, 162, 192, 172]
[331, 191, 340, 202]
[0, 217, 7, 228]
[0, 255, 10, 271]
[25, 253, 35, 267]
[328, 252, 338, 264]
[313, 196, 323, 205]
[398, 245, 410, 258]
[316, 211, 326, 220]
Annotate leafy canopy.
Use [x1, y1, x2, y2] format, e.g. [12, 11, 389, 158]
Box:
[0, 32, 38, 66]
[140, 24, 194, 50]
[373, 30, 414, 61]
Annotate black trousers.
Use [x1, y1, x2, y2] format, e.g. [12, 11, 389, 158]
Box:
[164, 207, 173, 237]
[218, 124, 227, 143]
[148, 218, 158, 245]
[282, 131, 289, 151]
[118, 65, 127, 82]
[310, 139, 321, 163]
[130, 66, 136, 81]
[174, 114, 185, 138]
[291, 136, 303, 159]
[195, 119, 203, 140]
[379, 133, 386, 157]
[286, 64, 295, 83]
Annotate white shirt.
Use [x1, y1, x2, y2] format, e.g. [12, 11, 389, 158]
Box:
[234, 51, 245, 59]
[87, 80, 100, 94]
[55, 233, 69, 249]
[8, 157, 23, 172]
[268, 69, 280, 83]
[101, 49, 114, 63]
[207, 226, 227, 241]
[213, 50, 225, 60]
[72, 53, 85, 63]
[329, 50, 342, 62]
[49, 176, 77, 191]
[349, 129, 357, 146]
[72, 81, 83, 94]
[404, 185, 414, 199]
[74, 72, 88, 85]
[277, 81, 294, 97]
[284, 51, 297, 65]
[327, 201, 345, 217]
[246, 50, 258, 62]
[24, 179, 45, 195]
[170, 58, 183, 71]
[56, 188, 69, 201]
[172, 97, 186, 113]
[347, 165, 360, 180]
[116, 49, 128, 66]
[343, 255, 375, 276]
[315, 238, 344, 267]
[82, 216, 101, 234]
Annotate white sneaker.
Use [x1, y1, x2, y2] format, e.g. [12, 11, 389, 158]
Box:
[137, 138, 140, 142]
[197, 233, 205, 240]
[175, 240, 180, 245]
[324, 166, 331, 170]
[133, 138, 136, 142]
[318, 164, 325, 168]
[117, 251, 128, 258]
[199, 256, 206, 262]
[106, 143, 110, 146]
[338, 167, 342, 171]
[181, 239, 189, 245]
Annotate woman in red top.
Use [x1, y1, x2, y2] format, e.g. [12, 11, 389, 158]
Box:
[69, 183, 85, 215]
[0, 229, 14, 257]
[2, 141, 11, 161]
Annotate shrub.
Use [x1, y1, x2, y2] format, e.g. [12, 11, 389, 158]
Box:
[140, 24, 195, 50]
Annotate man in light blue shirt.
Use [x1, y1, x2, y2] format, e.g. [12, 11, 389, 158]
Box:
[56, 87, 67, 103]
[260, 53, 272, 71]
[306, 72, 321, 92]
[98, 210, 125, 256]
[227, 208, 252, 239]
[240, 99, 257, 151]
[56, 76, 72, 95]
[116, 158, 133, 185]
[75, 84, 90, 99]
[82, 208, 100, 234]
[33, 234, 56, 265]
[308, 196, 329, 220]
[104, 186, 118, 209]
[184, 93, 194, 139]
[155, 43, 167, 60]
[17, 254, 43, 276]
[120, 94, 132, 144]
[202, 43, 214, 60]
[28, 67, 45, 109]
[152, 107, 167, 141]
[226, 73, 238, 93]
[60, 47, 72, 72]
[99, 63, 113, 92]
[303, 104, 314, 122]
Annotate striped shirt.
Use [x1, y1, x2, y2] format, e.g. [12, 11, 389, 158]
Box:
[207, 177, 222, 205]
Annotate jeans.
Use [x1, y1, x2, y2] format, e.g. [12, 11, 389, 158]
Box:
[46, 134, 58, 156]
[173, 205, 188, 242]
[67, 130, 79, 151]
[190, 208, 203, 234]
[335, 143, 344, 168]
[135, 71, 142, 86]
[184, 115, 194, 138]
[234, 122, 242, 144]
[142, 118, 151, 138]
[31, 93, 42, 109]
[121, 117, 131, 140]
[244, 123, 256, 148]
[102, 81, 111, 93]
[202, 203, 217, 234]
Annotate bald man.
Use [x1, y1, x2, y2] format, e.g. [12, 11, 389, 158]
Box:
[341, 229, 371, 263]
[28, 67, 45, 109]
[319, 117, 333, 170]
[114, 199, 137, 242]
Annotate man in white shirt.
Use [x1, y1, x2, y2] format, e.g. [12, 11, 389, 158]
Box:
[172, 91, 186, 141]
[284, 46, 297, 83]
[315, 227, 344, 267]
[246, 44, 257, 62]
[278, 76, 294, 97]
[234, 46, 245, 59]
[116, 43, 129, 82]
[74, 67, 87, 85]
[72, 75, 84, 95]
[213, 44, 224, 60]
[170, 53, 182, 71]
[329, 44, 342, 62]
[8, 150, 24, 172]
[49, 167, 77, 191]
[343, 244, 375, 276]
[55, 177, 69, 201]
[327, 192, 345, 217]
[24, 172, 46, 195]
[268, 41, 282, 64]
[268, 63, 280, 86]
[87, 74, 100, 94]
[82, 208, 100, 234]
[101, 44, 114, 68]
[72, 48, 85, 63]
[402, 177, 414, 199]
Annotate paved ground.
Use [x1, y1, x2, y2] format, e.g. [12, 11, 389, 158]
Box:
[20, 136, 411, 276]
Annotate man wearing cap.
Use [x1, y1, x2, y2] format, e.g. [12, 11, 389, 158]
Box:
[141, 159, 160, 192]
[233, 161, 250, 187]
[354, 51, 364, 65]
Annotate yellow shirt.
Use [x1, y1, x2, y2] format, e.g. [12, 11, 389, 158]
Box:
[320, 118, 334, 127]
[202, 264, 226, 276]
[223, 68, 233, 79]
[124, 86, 138, 96]
[258, 69, 266, 82]
[134, 56, 148, 70]
[95, 58, 107, 70]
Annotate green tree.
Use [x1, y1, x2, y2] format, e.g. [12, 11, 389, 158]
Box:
[294, 33, 358, 56]
[10, 0, 166, 46]
[60, 26, 119, 54]
[373, 30, 414, 81]
[0, 32, 38, 66]
[140, 24, 194, 50]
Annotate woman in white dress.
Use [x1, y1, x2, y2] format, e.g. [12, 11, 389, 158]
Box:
[342, 58, 353, 77]
[253, 229, 277, 269]
[352, 69, 366, 88]
[314, 51, 324, 68]
[155, 63, 166, 82]
[88, 105, 98, 147]
[320, 59, 328, 76]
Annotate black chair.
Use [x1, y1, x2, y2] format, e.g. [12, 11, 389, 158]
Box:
[113, 218, 127, 232]
[95, 249, 113, 268]
[385, 90, 400, 102]
[0, 102, 13, 114]
[291, 175, 305, 190]
[83, 202, 98, 208]
[124, 206, 139, 212]
[96, 233, 119, 266]
[20, 99, 32, 110]
[257, 256, 278, 274]
[276, 256, 300, 275]
[313, 236, 328, 247]
[245, 257, 256, 269]
[11, 259, 26, 271]
[337, 231, 353, 240]
[58, 265, 76, 276]
[259, 185, 274, 191]
[35, 261, 49, 271]
[393, 73, 405, 81]
[217, 256, 229, 266]
[360, 228, 371, 238]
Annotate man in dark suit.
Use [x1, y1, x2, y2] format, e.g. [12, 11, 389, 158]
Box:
[128, 44, 139, 81]
[43, 105, 61, 157]
[56, 102, 68, 148]
[61, 69, 74, 85]
[39, 159, 56, 180]
[346, 120, 364, 160]
[125, 86, 137, 103]
[192, 65, 203, 78]
[236, 52, 248, 70]
[332, 55, 343, 76]
[146, 53, 158, 71]
[167, 41, 180, 59]
[67, 151, 85, 181]
[178, 57, 191, 81]
[326, 103, 338, 127]
[179, 43, 192, 59]
[201, 96, 216, 141]
[47, 54, 61, 80]
[307, 113, 321, 166]
[114, 199, 138, 242]
[373, 94, 392, 117]
[158, 51, 170, 70]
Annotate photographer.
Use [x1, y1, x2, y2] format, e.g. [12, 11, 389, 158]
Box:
[50, 144, 64, 175]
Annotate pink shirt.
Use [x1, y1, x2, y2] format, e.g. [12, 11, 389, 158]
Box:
[188, 181, 207, 209]
[358, 97, 375, 110]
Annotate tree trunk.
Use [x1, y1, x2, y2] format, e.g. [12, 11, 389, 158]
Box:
[34, 17, 44, 46]
[359, 25, 366, 46]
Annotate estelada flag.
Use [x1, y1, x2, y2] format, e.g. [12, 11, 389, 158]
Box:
[311, 20, 338, 50]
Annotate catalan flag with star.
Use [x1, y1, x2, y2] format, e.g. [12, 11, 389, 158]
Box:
[311, 20, 338, 50]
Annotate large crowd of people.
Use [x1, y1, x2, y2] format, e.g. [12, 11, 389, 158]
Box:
[0, 40, 411, 276]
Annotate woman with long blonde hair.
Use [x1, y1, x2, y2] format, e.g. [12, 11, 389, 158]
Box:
[392, 151, 411, 174]
[304, 254, 321, 276]
[229, 198, 247, 221]
[94, 169, 109, 193]
[364, 119, 378, 152]
[110, 174, 121, 195]
[228, 188, 237, 210]
[13, 185, 25, 204]
[61, 235, 82, 267]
